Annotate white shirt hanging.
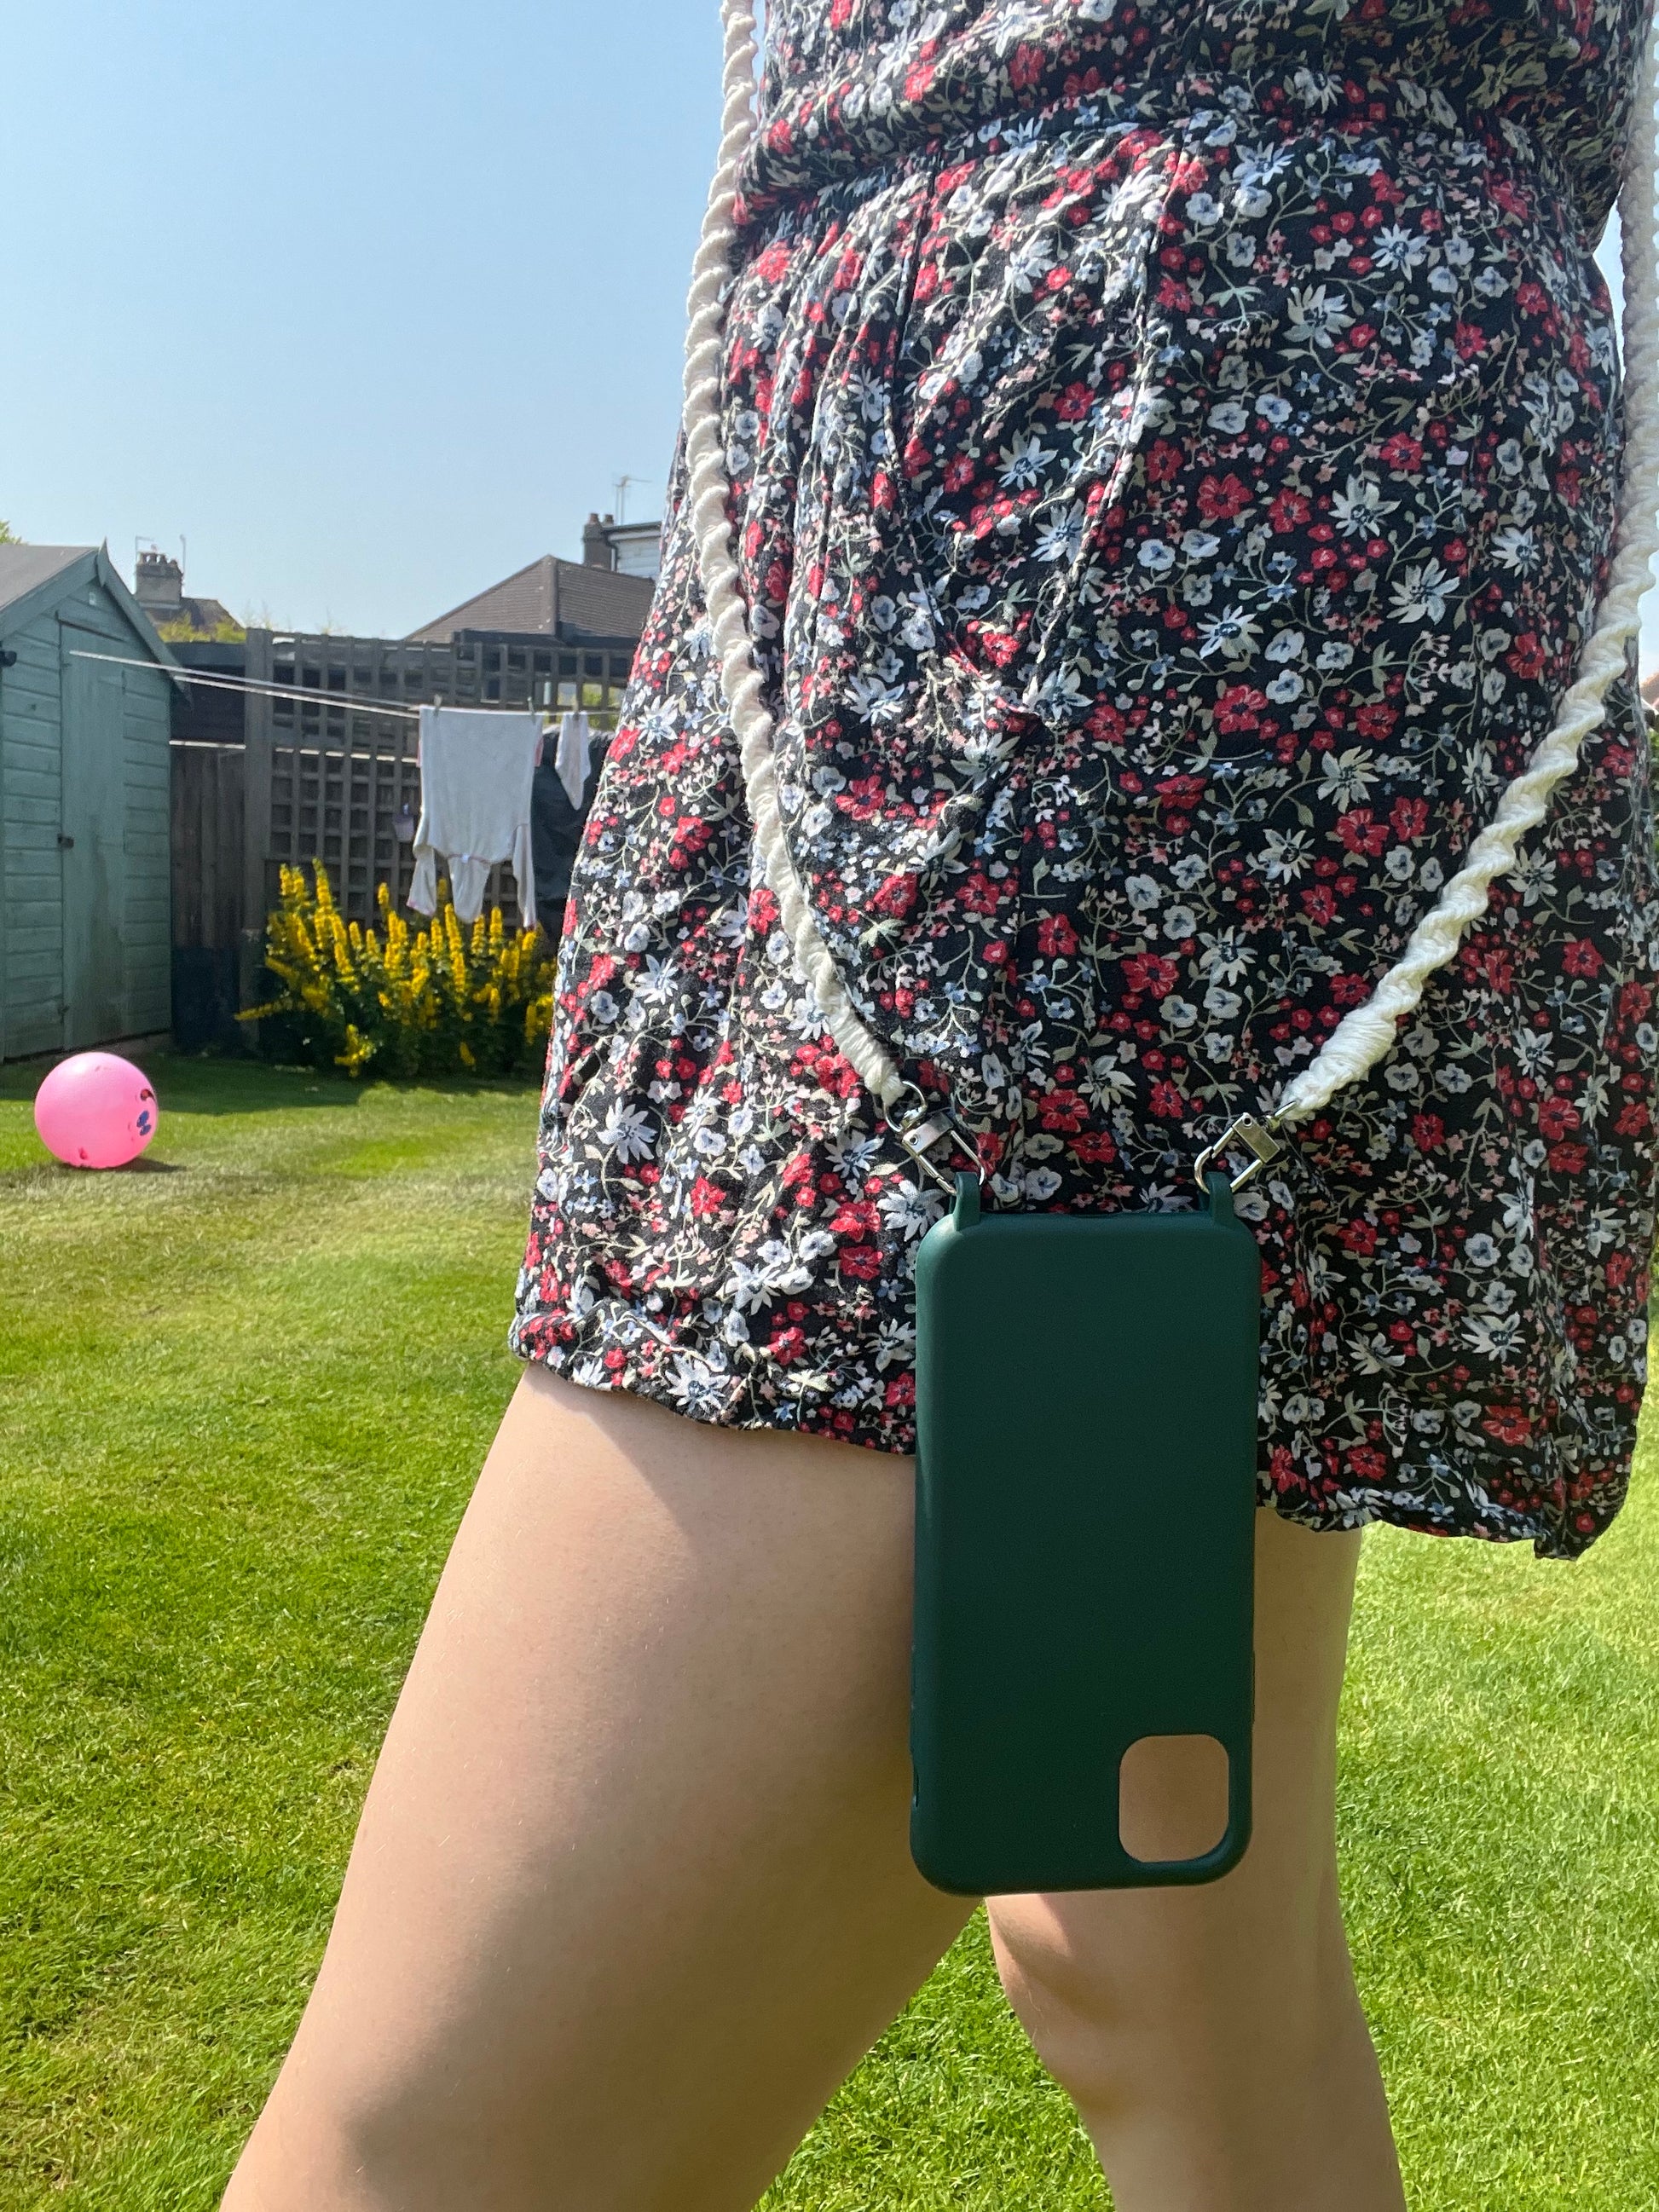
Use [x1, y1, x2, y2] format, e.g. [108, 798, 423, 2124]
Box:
[555, 709, 594, 811]
[408, 706, 541, 927]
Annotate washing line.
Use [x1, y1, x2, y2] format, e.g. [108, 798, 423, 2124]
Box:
[66, 648, 425, 719]
[68, 648, 554, 725]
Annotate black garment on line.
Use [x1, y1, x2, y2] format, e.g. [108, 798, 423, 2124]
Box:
[531, 742, 606, 910]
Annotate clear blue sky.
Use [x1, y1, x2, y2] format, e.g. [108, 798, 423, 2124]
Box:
[3, 0, 721, 638]
[3, 1, 1654, 665]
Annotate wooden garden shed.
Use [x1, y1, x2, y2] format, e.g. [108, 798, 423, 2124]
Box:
[0, 545, 182, 1061]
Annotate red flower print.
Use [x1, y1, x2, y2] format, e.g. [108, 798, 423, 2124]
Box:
[1070, 1130, 1118, 1164]
[690, 1176, 729, 1219]
[1337, 809, 1389, 858]
[830, 1198, 881, 1239]
[1038, 1088, 1087, 1131]
[1158, 771, 1208, 812]
[1198, 472, 1251, 521]
[872, 872, 919, 918]
[1483, 1406, 1533, 1447]
[1123, 952, 1179, 997]
[1215, 685, 1265, 732]
[838, 1244, 882, 1282]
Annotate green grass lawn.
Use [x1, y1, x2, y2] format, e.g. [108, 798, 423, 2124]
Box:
[2, 1055, 1658, 2209]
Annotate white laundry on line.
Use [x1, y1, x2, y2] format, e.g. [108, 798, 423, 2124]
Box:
[408, 705, 543, 927]
[554, 708, 593, 810]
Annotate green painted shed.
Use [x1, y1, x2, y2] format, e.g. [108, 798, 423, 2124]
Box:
[0, 545, 182, 1061]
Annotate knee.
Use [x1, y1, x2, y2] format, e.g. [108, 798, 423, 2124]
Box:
[989, 1896, 1170, 2117]
[222, 2100, 373, 2212]
[988, 1880, 1344, 2123]
[223, 2069, 526, 2212]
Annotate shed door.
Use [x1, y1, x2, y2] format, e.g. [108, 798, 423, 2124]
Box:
[58, 627, 128, 1048]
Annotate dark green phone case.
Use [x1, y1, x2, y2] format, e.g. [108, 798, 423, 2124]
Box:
[910, 1171, 1260, 1895]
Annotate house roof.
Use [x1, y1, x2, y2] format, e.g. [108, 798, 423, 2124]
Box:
[0, 543, 184, 684]
[153, 596, 240, 638]
[407, 554, 654, 645]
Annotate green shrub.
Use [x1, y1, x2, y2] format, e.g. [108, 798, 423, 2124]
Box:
[242, 863, 555, 1079]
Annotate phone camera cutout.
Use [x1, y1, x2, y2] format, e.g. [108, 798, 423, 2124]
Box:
[1118, 1734, 1230, 1864]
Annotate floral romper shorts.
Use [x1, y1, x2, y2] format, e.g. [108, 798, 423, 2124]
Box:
[513, 0, 1659, 1559]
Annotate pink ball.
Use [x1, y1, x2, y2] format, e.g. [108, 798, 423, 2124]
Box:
[34, 1053, 159, 1170]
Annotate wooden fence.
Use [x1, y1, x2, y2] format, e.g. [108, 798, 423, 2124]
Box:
[166, 626, 635, 1042]
[170, 735, 247, 1049]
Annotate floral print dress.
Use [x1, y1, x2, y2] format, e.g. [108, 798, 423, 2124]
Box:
[513, 0, 1659, 1559]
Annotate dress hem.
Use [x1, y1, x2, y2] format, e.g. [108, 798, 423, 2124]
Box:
[508, 1316, 1622, 1562]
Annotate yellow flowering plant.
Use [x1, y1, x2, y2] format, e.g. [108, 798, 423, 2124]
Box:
[241, 863, 556, 1079]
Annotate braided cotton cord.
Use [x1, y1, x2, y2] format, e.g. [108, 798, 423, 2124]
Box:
[684, 0, 909, 1109]
[685, 0, 1659, 1133]
[1278, 11, 1659, 1120]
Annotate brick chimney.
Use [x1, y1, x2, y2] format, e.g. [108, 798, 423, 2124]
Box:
[582, 511, 616, 569]
[135, 549, 184, 616]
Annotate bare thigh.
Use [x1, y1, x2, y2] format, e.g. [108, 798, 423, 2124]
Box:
[224, 1366, 971, 2212]
[225, 1371, 1388, 2212]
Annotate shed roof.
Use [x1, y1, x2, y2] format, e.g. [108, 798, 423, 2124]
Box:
[407, 554, 654, 646]
[0, 542, 94, 615]
[0, 543, 184, 684]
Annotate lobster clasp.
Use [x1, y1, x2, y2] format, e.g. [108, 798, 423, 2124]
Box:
[1193, 1112, 1286, 1196]
[882, 1083, 978, 1194]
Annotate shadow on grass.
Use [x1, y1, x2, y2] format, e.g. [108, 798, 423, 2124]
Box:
[0, 1054, 540, 1119]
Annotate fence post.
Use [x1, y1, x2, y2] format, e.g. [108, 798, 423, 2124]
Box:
[241, 628, 275, 1011]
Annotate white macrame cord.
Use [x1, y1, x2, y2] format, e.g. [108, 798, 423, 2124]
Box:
[683, 0, 1659, 1177]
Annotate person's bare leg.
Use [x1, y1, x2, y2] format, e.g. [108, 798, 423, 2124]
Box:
[991, 1510, 1405, 2212]
[225, 1366, 1402, 2212]
[223, 1366, 971, 2212]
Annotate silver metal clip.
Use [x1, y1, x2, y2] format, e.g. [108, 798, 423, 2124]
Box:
[882, 1085, 977, 1195]
[1193, 1111, 1286, 1196]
